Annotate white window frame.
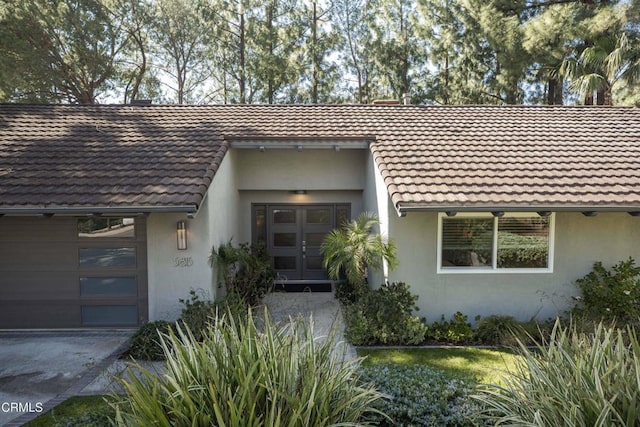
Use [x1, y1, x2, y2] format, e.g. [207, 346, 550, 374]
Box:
[437, 212, 555, 274]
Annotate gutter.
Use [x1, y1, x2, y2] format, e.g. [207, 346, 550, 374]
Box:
[0, 205, 199, 216]
[396, 204, 640, 216]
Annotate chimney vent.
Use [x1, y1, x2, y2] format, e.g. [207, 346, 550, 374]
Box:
[403, 93, 411, 105]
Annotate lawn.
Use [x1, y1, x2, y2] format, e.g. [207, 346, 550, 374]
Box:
[25, 396, 114, 427]
[358, 347, 522, 385]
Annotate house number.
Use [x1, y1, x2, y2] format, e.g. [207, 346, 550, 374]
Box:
[174, 256, 194, 268]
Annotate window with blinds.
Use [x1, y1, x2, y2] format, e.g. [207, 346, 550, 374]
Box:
[439, 213, 553, 272]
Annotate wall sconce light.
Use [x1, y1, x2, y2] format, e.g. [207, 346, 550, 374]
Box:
[177, 220, 187, 250]
[291, 190, 307, 195]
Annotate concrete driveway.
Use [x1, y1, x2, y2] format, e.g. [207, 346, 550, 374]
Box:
[0, 331, 132, 426]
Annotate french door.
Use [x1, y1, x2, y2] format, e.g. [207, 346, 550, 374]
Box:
[253, 204, 350, 283]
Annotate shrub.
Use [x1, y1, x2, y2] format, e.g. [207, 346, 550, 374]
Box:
[473, 315, 526, 346]
[345, 282, 428, 345]
[475, 320, 640, 426]
[428, 312, 474, 344]
[112, 310, 383, 426]
[572, 257, 640, 325]
[210, 240, 275, 306]
[334, 280, 368, 306]
[178, 288, 218, 342]
[359, 364, 484, 426]
[128, 320, 174, 361]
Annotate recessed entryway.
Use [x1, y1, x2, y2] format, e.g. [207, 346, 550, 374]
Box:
[253, 204, 350, 291]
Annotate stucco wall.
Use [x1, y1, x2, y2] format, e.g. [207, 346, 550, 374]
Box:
[234, 148, 369, 242]
[386, 211, 640, 323]
[235, 149, 366, 191]
[147, 151, 239, 321]
[363, 153, 393, 286]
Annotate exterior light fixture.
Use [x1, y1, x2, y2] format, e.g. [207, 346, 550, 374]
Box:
[292, 190, 307, 195]
[537, 211, 552, 217]
[492, 211, 505, 217]
[177, 220, 187, 250]
[445, 211, 457, 217]
[629, 212, 640, 217]
[582, 211, 598, 217]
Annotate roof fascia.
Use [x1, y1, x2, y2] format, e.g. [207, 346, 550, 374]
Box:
[227, 136, 373, 150]
[0, 205, 198, 216]
[397, 205, 640, 215]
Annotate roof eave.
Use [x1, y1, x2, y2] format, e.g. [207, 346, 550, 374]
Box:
[396, 204, 640, 216]
[0, 205, 199, 216]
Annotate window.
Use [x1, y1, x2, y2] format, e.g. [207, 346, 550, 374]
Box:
[438, 213, 554, 273]
[78, 217, 135, 238]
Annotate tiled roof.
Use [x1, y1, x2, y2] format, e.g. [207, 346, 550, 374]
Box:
[1, 103, 639, 214]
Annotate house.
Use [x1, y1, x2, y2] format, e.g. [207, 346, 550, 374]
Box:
[1, 103, 639, 329]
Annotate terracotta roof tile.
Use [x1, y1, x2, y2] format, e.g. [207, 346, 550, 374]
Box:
[1, 103, 639, 213]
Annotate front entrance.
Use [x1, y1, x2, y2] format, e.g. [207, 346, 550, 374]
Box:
[253, 204, 350, 291]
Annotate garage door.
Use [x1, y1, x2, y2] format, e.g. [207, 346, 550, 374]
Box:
[0, 216, 148, 328]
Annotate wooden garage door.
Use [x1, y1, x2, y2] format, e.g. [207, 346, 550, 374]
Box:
[0, 216, 148, 328]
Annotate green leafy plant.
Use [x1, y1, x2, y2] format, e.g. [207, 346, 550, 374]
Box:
[473, 315, 527, 346]
[334, 280, 368, 306]
[359, 364, 483, 427]
[111, 310, 384, 426]
[345, 282, 428, 345]
[209, 240, 275, 307]
[178, 288, 218, 342]
[428, 312, 474, 344]
[321, 212, 398, 288]
[128, 320, 175, 361]
[475, 320, 640, 426]
[572, 257, 640, 325]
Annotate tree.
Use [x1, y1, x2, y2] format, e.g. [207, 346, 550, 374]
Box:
[418, 0, 495, 104]
[368, 0, 428, 101]
[0, 0, 131, 104]
[320, 212, 398, 288]
[246, 0, 302, 103]
[289, 0, 342, 103]
[560, 3, 640, 105]
[150, 0, 215, 103]
[334, 0, 378, 103]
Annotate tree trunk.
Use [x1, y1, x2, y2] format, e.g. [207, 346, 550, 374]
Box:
[311, 1, 319, 104]
[239, 11, 246, 104]
[547, 78, 563, 105]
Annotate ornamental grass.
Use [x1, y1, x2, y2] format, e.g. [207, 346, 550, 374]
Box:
[475, 319, 640, 426]
[111, 309, 383, 426]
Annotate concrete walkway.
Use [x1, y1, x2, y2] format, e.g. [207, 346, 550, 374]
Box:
[261, 291, 358, 360]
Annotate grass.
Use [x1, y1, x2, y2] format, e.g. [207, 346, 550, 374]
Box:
[25, 395, 114, 427]
[358, 347, 522, 385]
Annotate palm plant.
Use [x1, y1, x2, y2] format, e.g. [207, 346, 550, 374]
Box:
[562, 32, 640, 105]
[320, 212, 397, 287]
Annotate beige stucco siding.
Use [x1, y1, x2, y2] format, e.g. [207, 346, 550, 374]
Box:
[236, 149, 366, 191]
[386, 211, 640, 322]
[363, 153, 392, 286]
[147, 151, 240, 321]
